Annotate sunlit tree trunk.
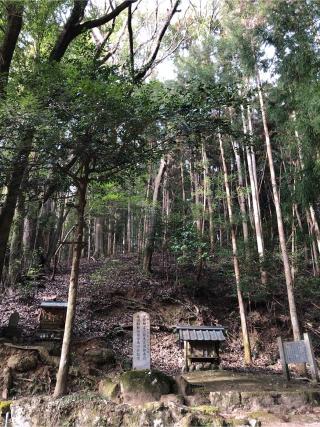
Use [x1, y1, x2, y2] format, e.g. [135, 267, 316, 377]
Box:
[219, 133, 252, 364]
[306, 209, 320, 276]
[256, 69, 301, 341]
[231, 138, 249, 247]
[7, 191, 25, 285]
[143, 157, 166, 272]
[142, 169, 152, 251]
[93, 216, 104, 258]
[243, 104, 267, 284]
[54, 161, 89, 397]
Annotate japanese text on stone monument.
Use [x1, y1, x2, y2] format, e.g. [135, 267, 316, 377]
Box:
[133, 311, 150, 370]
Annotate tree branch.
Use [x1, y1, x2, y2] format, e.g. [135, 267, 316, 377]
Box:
[79, 0, 137, 31]
[49, 0, 88, 62]
[50, 0, 137, 62]
[134, 0, 180, 82]
[127, 3, 134, 77]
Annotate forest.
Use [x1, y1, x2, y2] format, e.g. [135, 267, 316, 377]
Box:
[1, 0, 320, 426]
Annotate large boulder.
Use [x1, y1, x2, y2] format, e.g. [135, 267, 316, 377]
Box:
[119, 370, 175, 405]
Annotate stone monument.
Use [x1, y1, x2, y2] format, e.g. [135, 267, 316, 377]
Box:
[133, 311, 150, 370]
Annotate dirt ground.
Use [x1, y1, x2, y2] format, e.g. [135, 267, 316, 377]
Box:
[0, 254, 319, 399]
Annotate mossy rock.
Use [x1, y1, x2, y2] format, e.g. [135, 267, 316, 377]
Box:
[98, 378, 120, 401]
[120, 370, 175, 405]
[0, 401, 12, 415]
[190, 405, 219, 415]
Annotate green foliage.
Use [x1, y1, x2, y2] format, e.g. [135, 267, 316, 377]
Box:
[170, 221, 210, 266]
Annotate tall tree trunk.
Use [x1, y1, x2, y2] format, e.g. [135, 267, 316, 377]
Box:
[107, 216, 112, 256]
[243, 104, 267, 283]
[306, 209, 320, 276]
[87, 214, 91, 261]
[202, 146, 214, 252]
[256, 70, 301, 341]
[219, 133, 252, 364]
[46, 199, 69, 267]
[142, 170, 152, 251]
[0, 135, 33, 286]
[231, 138, 249, 247]
[54, 162, 89, 398]
[127, 201, 132, 253]
[180, 161, 186, 205]
[93, 216, 104, 258]
[143, 157, 166, 272]
[7, 191, 25, 285]
[0, 2, 24, 98]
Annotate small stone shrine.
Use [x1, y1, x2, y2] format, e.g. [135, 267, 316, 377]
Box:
[133, 311, 150, 370]
[278, 333, 319, 381]
[176, 325, 226, 372]
[37, 301, 68, 340]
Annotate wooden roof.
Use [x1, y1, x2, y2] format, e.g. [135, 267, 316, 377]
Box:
[176, 325, 226, 342]
[40, 301, 68, 309]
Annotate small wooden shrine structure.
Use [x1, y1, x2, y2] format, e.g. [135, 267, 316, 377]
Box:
[37, 301, 68, 340]
[176, 325, 226, 371]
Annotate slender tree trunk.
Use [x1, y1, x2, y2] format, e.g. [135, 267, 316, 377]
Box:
[142, 170, 152, 250]
[202, 146, 214, 252]
[143, 157, 166, 272]
[193, 168, 202, 234]
[308, 206, 320, 256]
[107, 216, 112, 256]
[219, 133, 252, 364]
[112, 218, 116, 256]
[127, 201, 132, 253]
[231, 138, 249, 246]
[46, 200, 69, 267]
[180, 161, 186, 205]
[7, 191, 25, 285]
[293, 111, 320, 260]
[243, 105, 267, 283]
[306, 209, 320, 276]
[87, 214, 91, 261]
[256, 69, 301, 341]
[93, 216, 104, 258]
[54, 162, 89, 398]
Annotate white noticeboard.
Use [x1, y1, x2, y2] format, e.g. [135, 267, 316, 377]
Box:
[132, 311, 151, 370]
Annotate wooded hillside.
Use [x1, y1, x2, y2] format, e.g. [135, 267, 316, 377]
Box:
[1, 0, 320, 413]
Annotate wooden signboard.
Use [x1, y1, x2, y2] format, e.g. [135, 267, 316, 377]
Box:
[133, 311, 150, 370]
[278, 333, 319, 381]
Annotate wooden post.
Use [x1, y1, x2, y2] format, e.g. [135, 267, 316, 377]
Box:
[278, 336, 290, 380]
[2, 367, 12, 400]
[304, 333, 319, 382]
[184, 341, 189, 372]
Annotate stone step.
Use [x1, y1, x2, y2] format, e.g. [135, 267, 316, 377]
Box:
[180, 370, 320, 411]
